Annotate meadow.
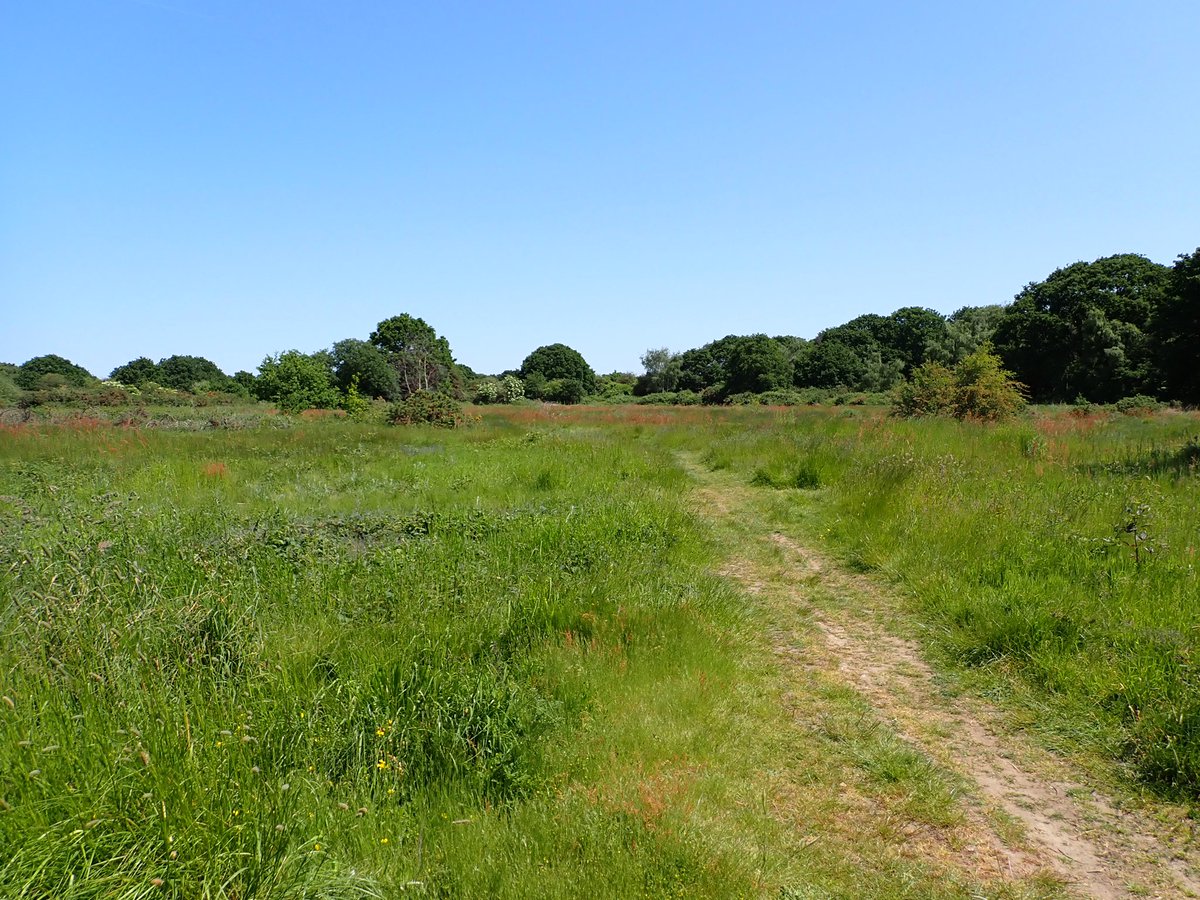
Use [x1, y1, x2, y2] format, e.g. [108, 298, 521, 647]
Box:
[1, 403, 1198, 898]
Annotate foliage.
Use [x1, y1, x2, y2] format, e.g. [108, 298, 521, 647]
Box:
[992, 253, 1169, 402]
[341, 374, 373, 420]
[369, 314, 457, 398]
[15, 354, 95, 389]
[386, 390, 466, 426]
[156, 355, 231, 392]
[891, 362, 956, 418]
[540, 378, 585, 404]
[255, 350, 341, 412]
[1114, 395, 1164, 414]
[1150, 247, 1200, 404]
[636, 348, 681, 395]
[474, 374, 526, 405]
[893, 346, 1025, 421]
[726, 334, 791, 394]
[331, 338, 399, 400]
[109, 356, 161, 386]
[519, 343, 596, 393]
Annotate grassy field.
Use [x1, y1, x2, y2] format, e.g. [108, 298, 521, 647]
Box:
[1, 404, 1198, 897]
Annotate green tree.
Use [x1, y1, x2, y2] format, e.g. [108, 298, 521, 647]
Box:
[887, 307, 948, 375]
[519, 344, 596, 393]
[992, 254, 1169, 402]
[255, 351, 341, 412]
[1150, 248, 1200, 404]
[156, 355, 230, 392]
[929, 305, 1006, 364]
[369, 314, 457, 398]
[110, 357, 161, 386]
[726, 334, 790, 394]
[331, 339, 399, 400]
[15, 354, 95, 389]
[636, 347, 681, 394]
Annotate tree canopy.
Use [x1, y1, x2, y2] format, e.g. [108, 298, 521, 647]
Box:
[520, 343, 596, 394]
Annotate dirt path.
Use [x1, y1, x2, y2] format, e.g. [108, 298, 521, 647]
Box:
[688, 463, 1200, 900]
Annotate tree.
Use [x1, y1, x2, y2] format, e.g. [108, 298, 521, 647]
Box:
[369, 314, 457, 398]
[929, 305, 1006, 364]
[887, 307, 948, 375]
[726, 334, 791, 394]
[992, 254, 1169, 402]
[331, 339, 399, 400]
[636, 348, 681, 395]
[110, 357, 161, 386]
[519, 344, 596, 394]
[157, 355, 230, 392]
[1150, 248, 1200, 404]
[255, 351, 341, 412]
[15, 354, 95, 389]
[794, 318, 905, 392]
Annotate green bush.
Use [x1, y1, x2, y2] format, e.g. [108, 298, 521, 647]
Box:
[387, 391, 466, 427]
[892, 346, 1025, 421]
[1115, 395, 1163, 414]
[15, 354, 95, 389]
[541, 378, 585, 404]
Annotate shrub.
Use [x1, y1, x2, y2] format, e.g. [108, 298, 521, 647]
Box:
[540, 378, 585, 404]
[892, 362, 955, 417]
[387, 391, 466, 427]
[1115, 395, 1163, 415]
[255, 351, 341, 413]
[15, 354, 95, 389]
[892, 346, 1025, 421]
[475, 380, 501, 404]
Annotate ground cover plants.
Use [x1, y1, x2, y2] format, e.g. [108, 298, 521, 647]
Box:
[2, 402, 1199, 897]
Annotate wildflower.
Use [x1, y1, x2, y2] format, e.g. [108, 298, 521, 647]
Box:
[375, 728, 385, 737]
[376, 759, 388, 770]
[380, 837, 389, 844]
[314, 843, 322, 851]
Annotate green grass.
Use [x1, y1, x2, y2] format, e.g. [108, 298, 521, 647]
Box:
[680, 404, 1200, 796]
[4, 402, 1194, 896]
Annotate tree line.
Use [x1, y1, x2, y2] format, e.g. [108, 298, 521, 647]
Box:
[3, 246, 1197, 411]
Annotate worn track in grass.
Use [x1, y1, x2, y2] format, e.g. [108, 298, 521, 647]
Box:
[685, 455, 1200, 900]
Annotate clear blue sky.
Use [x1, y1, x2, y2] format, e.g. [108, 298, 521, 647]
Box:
[3, 1, 1197, 377]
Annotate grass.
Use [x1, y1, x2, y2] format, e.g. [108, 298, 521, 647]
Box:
[3, 401, 1196, 896]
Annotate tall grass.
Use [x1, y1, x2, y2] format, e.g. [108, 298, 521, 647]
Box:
[0, 421, 760, 897]
[684, 405, 1200, 795]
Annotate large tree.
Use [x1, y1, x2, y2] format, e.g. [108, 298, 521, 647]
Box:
[725, 334, 791, 394]
[109, 357, 161, 386]
[519, 343, 596, 394]
[15, 354, 95, 389]
[156, 355, 230, 392]
[369, 314, 457, 398]
[992, 254, 1169, 402]
[1150, 248, 1200, 404]
[636, 347, 681, 395]
[331, 339, 399, 400]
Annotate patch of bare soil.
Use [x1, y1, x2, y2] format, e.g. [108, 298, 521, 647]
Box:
[693, 476, 1200, 899]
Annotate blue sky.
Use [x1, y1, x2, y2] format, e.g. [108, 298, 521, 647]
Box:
[3, 1, 1197, 377]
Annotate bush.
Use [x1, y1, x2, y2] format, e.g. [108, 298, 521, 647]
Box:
[15, 355, 95, 389]
[892, 346, 1025, 421]
[1115, 395, 1164, 415]
[541, 378, 585, 404]
[387, 391, 466, 427]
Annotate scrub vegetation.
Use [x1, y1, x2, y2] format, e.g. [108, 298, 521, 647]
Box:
[1, 401, 1199, 897]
